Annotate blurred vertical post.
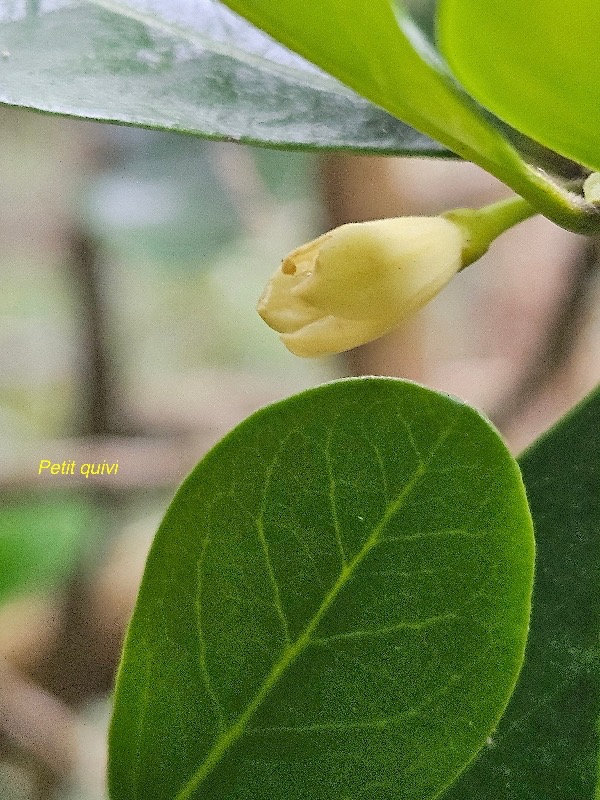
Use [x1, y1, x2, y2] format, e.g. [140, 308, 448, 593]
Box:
[319, 153, 428, 380]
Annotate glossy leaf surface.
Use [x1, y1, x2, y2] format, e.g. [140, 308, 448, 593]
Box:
[109, 378, 534, 800]
[438, 0, 600, 172]
[218, 0, 600, 235]
[0, 0, 448, 156]
[445, 384, 600, 799]
[219, 0, 521, 172]
[2, 0, 599, 231]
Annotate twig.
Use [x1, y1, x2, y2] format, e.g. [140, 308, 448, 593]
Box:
[0, 657, 76, 777]
[490, 236, 599, 429]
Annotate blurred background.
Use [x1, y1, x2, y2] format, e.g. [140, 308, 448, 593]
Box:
[1, 105, 600, 799]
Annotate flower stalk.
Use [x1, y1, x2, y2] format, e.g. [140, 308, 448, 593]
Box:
[443, 195, 536, 267]
[258, 195, 536, 358]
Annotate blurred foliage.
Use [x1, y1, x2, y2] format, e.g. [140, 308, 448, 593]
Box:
[0, 111, 331, 442]
[0, 109, 335, 800]
[0, 493, 95, 606]
[86, 128, 314, 267]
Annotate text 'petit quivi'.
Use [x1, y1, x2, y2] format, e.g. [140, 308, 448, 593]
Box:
[38, 460, 119, 478]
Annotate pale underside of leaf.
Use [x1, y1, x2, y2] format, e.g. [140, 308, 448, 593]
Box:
[0, 0, 449, 155]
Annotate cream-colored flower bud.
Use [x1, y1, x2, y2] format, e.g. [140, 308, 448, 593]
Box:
[257, 216, 467, 357]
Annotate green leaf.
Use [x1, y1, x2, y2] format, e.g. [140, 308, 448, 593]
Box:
[0, 494, 92, 605]
[218, 0, 519, 171]
[2, 0, 598, 230]
[443, 385, 600, 800]
[437, 0, 600, 173]
[218, 0, 600, 235]
[109, 378, 534, 800]
[0, 0, 448, 156]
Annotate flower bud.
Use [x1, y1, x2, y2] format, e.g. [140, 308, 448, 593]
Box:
[257, 216, 468, 357]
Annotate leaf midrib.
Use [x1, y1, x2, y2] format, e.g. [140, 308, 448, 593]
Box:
[173, 458, 429, 800]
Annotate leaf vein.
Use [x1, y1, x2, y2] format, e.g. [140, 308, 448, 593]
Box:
[173, 414, 459, 800]
[131, 647, 154, 800]
[195, 519, 226, 732]
[256, 517, 291, 644]
[250, 642, 495, 737]
[384, 527, 487, 543]
[310, 611, 457, 645]
[326, 424, 347, 568]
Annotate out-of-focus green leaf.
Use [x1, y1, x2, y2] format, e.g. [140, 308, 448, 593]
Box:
[438, 0, 600, 173]
[0, 0, 449, 156]
[0, 494, 92, 604]
[109, 378, 534, 800]
[444, 384, 600, 799]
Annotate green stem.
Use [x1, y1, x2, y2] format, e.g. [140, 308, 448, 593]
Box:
[443, 195, 537, 268]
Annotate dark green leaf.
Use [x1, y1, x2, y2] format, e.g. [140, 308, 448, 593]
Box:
[444, 385, 600, 800]
[109, 378, 534, 800]
[438, 0, 600, 172]
[0, 0, 448, 156]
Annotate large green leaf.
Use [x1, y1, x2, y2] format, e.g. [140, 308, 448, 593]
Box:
[109, 378, 534, 800]
[0, 0, 448, 156]
[217, 0, 600, 235]
[217, 0, 518, 172]
[438, 0, 600, 173]
[444, 385, 600, 800]
[2, 0, 598, 230]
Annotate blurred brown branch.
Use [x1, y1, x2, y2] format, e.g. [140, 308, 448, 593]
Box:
[491, 236, 599, 430]
[0, 657, 76, 777]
